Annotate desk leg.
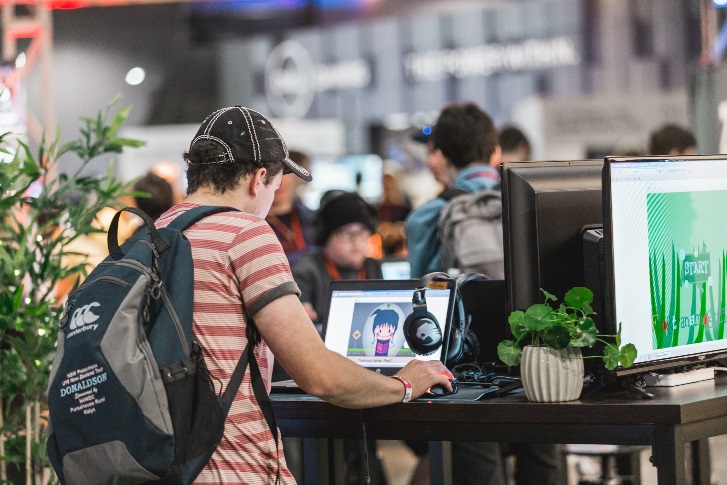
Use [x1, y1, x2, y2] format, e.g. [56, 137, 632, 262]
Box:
[691, 439, 711, 485]
[652, 425, 686, 485]
[428, 442, 452, 485]
[301, 438, 320, 484]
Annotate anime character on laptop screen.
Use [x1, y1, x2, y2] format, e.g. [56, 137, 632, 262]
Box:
[323, 280, 456, 375]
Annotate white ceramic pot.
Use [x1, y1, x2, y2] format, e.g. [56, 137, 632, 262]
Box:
[520, 346, 584, 402]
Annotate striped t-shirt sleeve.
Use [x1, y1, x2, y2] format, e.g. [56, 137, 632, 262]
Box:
[228, 217, 300, 318]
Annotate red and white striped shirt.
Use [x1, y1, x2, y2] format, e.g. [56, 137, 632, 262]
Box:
[157, 203, 299, 485]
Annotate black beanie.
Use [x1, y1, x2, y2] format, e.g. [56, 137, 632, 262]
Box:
[315, 191, 376, 245]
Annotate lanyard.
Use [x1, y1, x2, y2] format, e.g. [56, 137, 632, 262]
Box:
[324, 254, 366, 281]
[267, 209, 307, 253]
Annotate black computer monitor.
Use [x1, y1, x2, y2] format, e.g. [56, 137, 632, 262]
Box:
[501, 160, 604, 316]
[603, 155, 727, 376]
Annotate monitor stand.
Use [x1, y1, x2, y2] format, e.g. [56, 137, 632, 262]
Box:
[642, 367, 716, 387]
[584, 373, 655, 399]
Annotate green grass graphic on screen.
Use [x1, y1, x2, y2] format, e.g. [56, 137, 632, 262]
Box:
[647, 191, 727, 350]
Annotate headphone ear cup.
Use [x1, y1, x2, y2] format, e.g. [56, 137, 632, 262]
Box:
[461, 331, 480, 364]
[445, 295, 467, 365]
[404, 307, 443, 356]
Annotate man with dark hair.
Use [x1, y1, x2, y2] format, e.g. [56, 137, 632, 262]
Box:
[133, 171, 174, 221]
[155, 106, 452, 484]
[649, 123, 697, 155]
[499, 125, 532, 163]
[406, 101, 501, 278]
[406, 102, 561, 485]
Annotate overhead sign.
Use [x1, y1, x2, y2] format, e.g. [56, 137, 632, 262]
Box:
[264, 40, 372, 118]
[403, 36, 580, 83]
[264, 36, 580, 118]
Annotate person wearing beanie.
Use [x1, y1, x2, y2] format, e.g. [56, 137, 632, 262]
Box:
[292, 190, 383, 327]
[291, 190, 390, 484]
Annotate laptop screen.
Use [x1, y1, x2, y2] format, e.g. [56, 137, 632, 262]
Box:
[323, 279, 456, 375]
[380, 259, 411, 280]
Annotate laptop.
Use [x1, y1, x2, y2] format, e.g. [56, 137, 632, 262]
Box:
[272, 278, 457, 391]
[380, 257, 411, 280]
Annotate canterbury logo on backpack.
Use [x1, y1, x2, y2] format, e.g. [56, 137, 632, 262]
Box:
[46, 206, 280, 485]
[68, 302, 101, 330]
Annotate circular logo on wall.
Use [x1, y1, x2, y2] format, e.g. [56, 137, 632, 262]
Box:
[264, 40, 316, 119]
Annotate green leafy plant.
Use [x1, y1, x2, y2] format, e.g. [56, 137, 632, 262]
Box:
[497, 287, 638, 371]
[0, 99, 143, 484]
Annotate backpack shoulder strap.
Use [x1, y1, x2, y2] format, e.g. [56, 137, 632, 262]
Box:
[108, 206, 170, 258]
[167, 205, 239, 232]
[438, 187, 467, 202]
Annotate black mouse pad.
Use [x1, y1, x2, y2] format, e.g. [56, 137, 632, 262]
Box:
[416, 384, 523, 402]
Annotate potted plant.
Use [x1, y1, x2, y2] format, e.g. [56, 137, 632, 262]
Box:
[0, 99, 143, 483]
[497, 287, 637, 402]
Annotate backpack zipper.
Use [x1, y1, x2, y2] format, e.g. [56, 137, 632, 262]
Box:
[67, 256, 191, 357]
[60, 276, 132, 328]
[157, 283, 190, 357]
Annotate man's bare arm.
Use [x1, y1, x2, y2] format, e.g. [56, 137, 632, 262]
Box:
[254, 294, 452, 408]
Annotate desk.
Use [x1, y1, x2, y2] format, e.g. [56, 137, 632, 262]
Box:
[272, 375, 727, 485]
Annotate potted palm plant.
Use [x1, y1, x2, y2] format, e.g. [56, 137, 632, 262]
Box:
[0, 99, 143, 483]
[497, 287, 637, 402]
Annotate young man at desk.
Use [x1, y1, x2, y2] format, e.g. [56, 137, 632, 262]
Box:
[156, 106, 454, 484]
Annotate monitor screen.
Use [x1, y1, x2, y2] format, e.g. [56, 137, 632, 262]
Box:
[380, 257, 412, 280]
[603, 155, 727, 375]
[299, 154, 383, 209]
[501, 160, 604, 315]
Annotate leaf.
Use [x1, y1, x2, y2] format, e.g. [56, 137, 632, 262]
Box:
[497, 340, 522, 366]
[508, 310, 527, 339]
[619, 343, 638, 368]
[523, 304, 553, 331]
[541, 324, 571, 350]
[541, 289, 557, 303]
[572, 317, 598, 347]
[564, 287, 594, 311]
[602, 343, 620, 370]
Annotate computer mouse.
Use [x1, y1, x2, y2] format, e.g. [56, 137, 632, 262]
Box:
[424, 381, 458, 397]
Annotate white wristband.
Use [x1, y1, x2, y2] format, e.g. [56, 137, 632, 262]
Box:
[391, 375, 413, 403]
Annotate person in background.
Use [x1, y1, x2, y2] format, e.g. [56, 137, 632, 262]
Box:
[375, 160, 411, 259]
[266, 149, 316, 270]
[499, 125, 532, 163]
[151, 160, 186, 204]
[133, 171, 175, 222]
[406, 102, 562, 485]
[293, 190, 382, 326]
[291, 189, 389, 484]
[648, 123, 697, 155]
[377, 160, 412, 224]
[405, 102, 501, 279]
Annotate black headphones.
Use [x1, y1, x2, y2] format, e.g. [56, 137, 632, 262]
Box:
[403, 272, 482, 366]
[402, 288, 443, 356]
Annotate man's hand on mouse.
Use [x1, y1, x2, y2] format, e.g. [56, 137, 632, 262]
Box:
[396, 360, 454, 400]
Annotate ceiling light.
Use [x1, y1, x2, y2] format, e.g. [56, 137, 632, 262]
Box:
[125, 67, 145, 86]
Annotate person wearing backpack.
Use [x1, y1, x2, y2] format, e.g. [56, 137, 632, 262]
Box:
[153, 107, 454, 484]
[405, 103, 561, 485]
[405, 101, 502, 279]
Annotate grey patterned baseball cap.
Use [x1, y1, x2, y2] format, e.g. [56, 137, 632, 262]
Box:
[189, 106, 312, 182]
